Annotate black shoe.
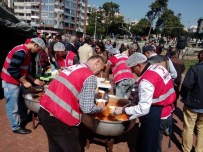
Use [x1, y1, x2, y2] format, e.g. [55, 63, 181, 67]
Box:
[13, 127, 32, 134]
[164, 129, 170, 136]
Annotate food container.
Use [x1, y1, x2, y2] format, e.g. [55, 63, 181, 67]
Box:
[23, 93, 41, 113]
[82, 95, 136, 136]
[96, 99, 107, 107]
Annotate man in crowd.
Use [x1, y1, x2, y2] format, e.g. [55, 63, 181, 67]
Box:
[143, 45, 177, 152]
[78, 37, 93, 63]
[47, 34, 62, 69]
[176, 33, 187, 59]
[143, 45, 177, 80]
[169, 47, 185, 107]
[65, 35, 78, 57]
[180, 50, 203, 152]
[1, 38, 45, 134]
[38, 55, 105, 152]
[53, 42, 79, 70]
[104, 48, 134, 98]
[122, 42, 140, 56]
[114, 53, 176, 152]
[105, 40, 113, 53]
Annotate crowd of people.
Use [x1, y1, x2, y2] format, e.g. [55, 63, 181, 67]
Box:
[1, 33, 203, 152]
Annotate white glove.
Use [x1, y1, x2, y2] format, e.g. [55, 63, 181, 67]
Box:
[114, 107, 123, 115]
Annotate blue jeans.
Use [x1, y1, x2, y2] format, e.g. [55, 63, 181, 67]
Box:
[2, 80, 27, 130]
[116, 79, 134, 98]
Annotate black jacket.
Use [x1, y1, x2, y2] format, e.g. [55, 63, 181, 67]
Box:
[147, 55, 169, 70]
[177, 35, 187, 49]
[180, 61, 203, 109]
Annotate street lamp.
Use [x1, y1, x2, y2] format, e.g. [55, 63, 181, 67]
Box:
[94, 16, 97, 41]
[41, 22, 45, 36]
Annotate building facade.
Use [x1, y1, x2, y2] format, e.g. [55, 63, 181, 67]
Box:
[4, 0, 87, 34]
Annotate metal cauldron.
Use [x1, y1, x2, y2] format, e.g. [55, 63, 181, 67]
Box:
[23, 95, 40, 113]
[22, 86, 45, 113]
[82, 95, 136, 136]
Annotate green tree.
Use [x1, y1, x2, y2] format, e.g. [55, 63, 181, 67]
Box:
[102, 2, 121, 35]
[155, 9, 184, 37]
[108, 16, 125, 36]
[86, 2, 124, 38]
[131, 18, 151, 36]
[146, 0, 168, 37]
[86, 11, 105, 37]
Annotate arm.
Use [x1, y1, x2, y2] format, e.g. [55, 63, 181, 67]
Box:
[168, 58, 177, 80]
[7, 51, 31, 87]
[73, 55, 79, 65]
[27, 75, 44, 86]
[88, 47, 94, 58]
[79, 76, 101, 114]
[128, 81, 139, 104]
[7, 51, 26, 80]
[125, 79, 155, 119]
[180, 67, 195, 98]
[103, 62, 111, 80]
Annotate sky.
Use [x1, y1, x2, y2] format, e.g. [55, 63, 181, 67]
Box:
[88, 0, 203, 28]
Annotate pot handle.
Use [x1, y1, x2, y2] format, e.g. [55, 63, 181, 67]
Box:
[81, 114, 100, 132]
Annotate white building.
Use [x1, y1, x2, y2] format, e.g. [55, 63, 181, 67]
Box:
[130, 19, 138, 26]
[188, 25, 197, 33]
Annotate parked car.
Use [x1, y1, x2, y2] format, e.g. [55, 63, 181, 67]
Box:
[198, 40, 203, 48]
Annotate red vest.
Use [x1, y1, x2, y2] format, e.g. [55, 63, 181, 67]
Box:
[138, 64, 176, 118]
[40, 64, 94, 126]
[57, 51, 76, 69]
[109, 54, 134, 83]
[1, 44, 31, 85]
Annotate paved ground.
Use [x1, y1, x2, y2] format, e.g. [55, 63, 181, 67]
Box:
[0, 98, 184, 152]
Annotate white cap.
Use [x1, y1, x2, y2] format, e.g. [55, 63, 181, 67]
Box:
[126, 52, 147, 67]
[31, 37, 45, 49]
[53, 42, 65, 51]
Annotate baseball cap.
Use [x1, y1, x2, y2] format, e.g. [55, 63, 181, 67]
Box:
[142, 45, 155, 53]
[31, 37, 46, 49]
[53, 42, 65, 51]
[109, 48, 120, 55]
[126, 52, 147, 67]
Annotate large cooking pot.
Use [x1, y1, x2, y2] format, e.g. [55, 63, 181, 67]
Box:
[82, 95, 136, 136]
[23, 94, 40, 113]
[22, 86, 45, 113]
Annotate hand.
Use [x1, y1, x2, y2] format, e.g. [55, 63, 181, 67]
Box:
[114, 107, 123, 115]
[100, 106, 106, 112]
[34, 79, 45, 86]
[99, 102, 106, 112]
[23, 81, 32, 88]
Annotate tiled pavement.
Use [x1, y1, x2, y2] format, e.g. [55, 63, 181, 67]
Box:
[0, 98, 183, 152]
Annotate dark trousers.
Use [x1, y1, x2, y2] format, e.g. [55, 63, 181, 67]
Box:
[38, 107, 81, 152]
[157, 115, 172, 152]
[137, 106, 163, 152]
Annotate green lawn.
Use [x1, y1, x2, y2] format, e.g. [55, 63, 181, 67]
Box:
[183, 59, 198, 72]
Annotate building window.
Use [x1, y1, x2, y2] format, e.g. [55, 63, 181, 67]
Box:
[49, 13, 54, 18]
[49, 5, 54, 11]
